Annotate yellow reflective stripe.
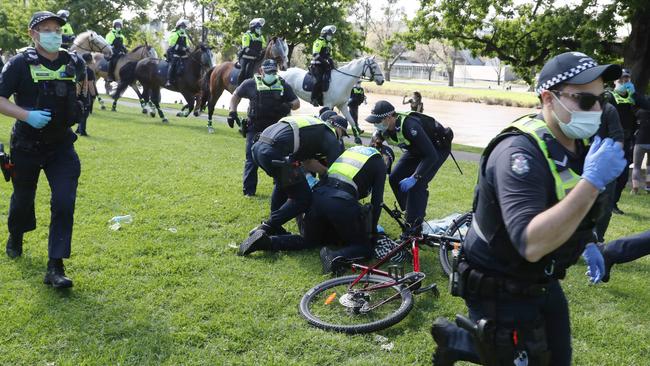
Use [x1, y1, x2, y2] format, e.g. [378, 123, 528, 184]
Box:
[395, 112, 413, 146]
[612, 92, 633, 105]
[279, 115, 324, 153]
[327, 146, 379, 186]
[254, 75, 284, 92]
[29, 64, 74, 83]
[509, 117, 582, 199]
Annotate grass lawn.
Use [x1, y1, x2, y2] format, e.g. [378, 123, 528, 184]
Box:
[364, 81, 540, 109]
[0, 107, 648, 365]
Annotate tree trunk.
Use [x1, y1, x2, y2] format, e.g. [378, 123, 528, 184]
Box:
[384, 59, 391, 81]
[496, 70, 501, 86]
[448, 57, 456, 87]
[288, 43, 296, 68]
[428, 68, 433, 81]
[625, 9, 650, 95]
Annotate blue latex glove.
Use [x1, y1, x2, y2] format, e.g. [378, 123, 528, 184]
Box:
[306, 174, 319, 189]
[581, 136, 626, 191]
[25, 110, 51, 129]
[582, 243, 605, 284]
[376, 224, 385, 234]
[399, 176, 417, 192]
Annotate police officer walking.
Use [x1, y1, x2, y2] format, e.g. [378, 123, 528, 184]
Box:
[347, 80, 366, 137]
[239, 115, 345, 250]
[365, 100, 452, 233]
[0, 11, 87, 288]
[229, 59, 300, 196]
[237, 18, 266, 86]
[430, 52, 626, 365]
[165, 19, 192, 88]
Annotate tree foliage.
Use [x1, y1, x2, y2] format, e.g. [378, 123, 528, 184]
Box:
[408, 0, 650, 92]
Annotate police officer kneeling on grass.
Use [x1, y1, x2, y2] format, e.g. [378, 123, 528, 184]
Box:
[366, 101, 452, 235]
[239, 115, 346, 254]
[0, 11, 86, 288]
[229, 59, 300, 197]
[430, 52, 626, 366]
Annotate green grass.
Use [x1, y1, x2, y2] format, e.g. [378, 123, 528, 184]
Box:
[0, 107, 648, 365]
[364, 81, 540, 108]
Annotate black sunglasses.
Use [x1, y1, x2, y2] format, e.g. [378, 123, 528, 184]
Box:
[552, 91, 607, 111]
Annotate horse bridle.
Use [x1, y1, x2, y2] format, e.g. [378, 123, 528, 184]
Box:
[72, 34, 111, 54]
[188, 48, 212, 68]
[333, 58, 378, 81]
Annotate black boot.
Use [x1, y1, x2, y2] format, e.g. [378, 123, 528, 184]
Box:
[5, 234, 23, 259]
[238, 230, 272, 256]
[44, 258, 73, 288]
[319, 247, 346, 275]
[165, 60, 175, 88]
[248, 221, 290, 236]
[431, 318, 456, 366]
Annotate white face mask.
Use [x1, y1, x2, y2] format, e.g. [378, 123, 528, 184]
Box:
[325, 35, 332, 41]
[262, 73, 276, 84]
[255, 28, 261, 35]
[551, 93, 602, 139]
[375, 121, 389, 133]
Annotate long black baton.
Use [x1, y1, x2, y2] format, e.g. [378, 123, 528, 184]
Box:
[449, 151, 463, 175]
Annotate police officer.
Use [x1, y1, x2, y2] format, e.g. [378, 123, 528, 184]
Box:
[105, 19, 127, 82]
[165, 19, 191, 88]
[583, 229, 650, 284]
[57, 10, 75, 49]
[0, 11, 86, 288]
[310, 25, 336, 106]
[239, 115, 345, 248]
[229, 59, 300, 196]
[239, 141, 386, 270]
[347, 80, 366, 136]
[365, 100, 452, 233]
[430, 52, 625, 366]
[608, 68, 637, 214]
[237, 18, 266, 86]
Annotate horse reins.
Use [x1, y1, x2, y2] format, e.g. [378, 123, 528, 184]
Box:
[72, 36, 111, 54]
[332, 59, 378, 81]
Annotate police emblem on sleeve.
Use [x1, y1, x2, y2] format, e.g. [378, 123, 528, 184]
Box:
[410, 128, 417, 137]
[511, 153, 530, 176]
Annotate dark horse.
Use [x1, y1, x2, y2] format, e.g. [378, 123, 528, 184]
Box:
[117, 44, 214, 123]
[204, 36, 288, 133]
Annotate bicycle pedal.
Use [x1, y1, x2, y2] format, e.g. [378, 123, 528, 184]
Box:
[414, 283, 439, 297]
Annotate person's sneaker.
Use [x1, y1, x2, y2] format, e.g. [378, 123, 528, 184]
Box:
[597, 243, 613, 283]
[319, 247, 346, 274]
[5, 234, 23, 259]
[612, 206, 625, 215]
[238, 230, 271, 256]
[431, 317, 456, 366]
[43, 259, 73, 289]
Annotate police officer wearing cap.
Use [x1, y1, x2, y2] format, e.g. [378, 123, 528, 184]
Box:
[365, 100, 452, 233]
[429, 52, 626, 366]
[229, 59, 300, 196]
[0, 11, 86, 289]
[240, 115, 345, 249]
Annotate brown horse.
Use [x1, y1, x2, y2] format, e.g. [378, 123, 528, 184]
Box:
[204, 36, 288, 133]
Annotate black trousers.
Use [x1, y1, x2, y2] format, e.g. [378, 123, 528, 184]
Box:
[613, 135, 635, 205]
[8, 143, 81, 259]
[603, 229, 650, 267]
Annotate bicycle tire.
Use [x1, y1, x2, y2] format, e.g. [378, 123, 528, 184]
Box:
[299, 274, 414, 334]
[439, 212, 473, 276]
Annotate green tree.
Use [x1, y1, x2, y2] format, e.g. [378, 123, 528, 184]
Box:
[408, 0, 650, 93]
[204, 0, 363, 67]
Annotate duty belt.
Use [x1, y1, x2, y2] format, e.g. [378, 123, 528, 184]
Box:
[459, 261, 549, 298]
[322, 177, 358, 199]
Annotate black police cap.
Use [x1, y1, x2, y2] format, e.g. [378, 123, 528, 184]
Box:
[365, 100, 395, 124]
[329, 115, 349, 137]
[29, 11, 66, 30]
[536, 51, 621, 95]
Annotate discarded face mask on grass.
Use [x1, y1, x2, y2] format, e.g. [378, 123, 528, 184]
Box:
[108, 214, 133, 231]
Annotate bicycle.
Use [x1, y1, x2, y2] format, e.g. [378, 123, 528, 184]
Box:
[299, 203, 472, 334]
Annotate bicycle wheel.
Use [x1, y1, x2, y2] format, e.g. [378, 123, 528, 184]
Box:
[439, 212, 473, 276]
[299, 274, 414, 334]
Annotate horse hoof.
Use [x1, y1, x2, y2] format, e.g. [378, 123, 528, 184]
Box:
[141, 109, 147, 114]
[193, 111, 200, 117]
[207, 126, 215, 134]
[111, 108, 116, 112]
[162, 118, 169, 123]
[150, 112, 156, 118]
[100, 106, 106, 110]
[176, 112, 182, 117]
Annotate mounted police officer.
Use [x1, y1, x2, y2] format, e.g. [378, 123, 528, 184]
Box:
[105, 19, 127, 82]
[0, 11, 87, 289]
[165, 19, 192, 88]
[430, 52, 625, 366]
[310, 25, 336, 106]
[237, 18, 266, 86]
[239, 115, 345, 250]
[229, 59, 300, 196]
[57, 10, 75, 49]
[366, 100, 453, 234]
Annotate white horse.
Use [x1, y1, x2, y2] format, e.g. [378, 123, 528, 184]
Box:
[281, 56, 385, 143]
[69, 30, 113, 58]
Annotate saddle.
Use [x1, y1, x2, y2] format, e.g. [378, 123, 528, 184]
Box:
[229, 67, 242, 86]
[302, 71, 330, 92]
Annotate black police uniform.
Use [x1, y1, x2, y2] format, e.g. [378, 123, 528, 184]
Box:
[251, 117, 342, 233]
[347, 85, 365, 126]
[255, 147, 386, 259]
[233, 75, 297, 195]
[0, 47, 85, 260]
[385, 112, 451, 228]
[76, 65, 96, 136]
[600, 229, 650, 283]
[441, 114, 608, 365]
[607, 90, 637, 210]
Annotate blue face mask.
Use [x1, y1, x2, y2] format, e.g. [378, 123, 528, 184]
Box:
[552, 93, 602, 139]
[36, 31, 62, 53]
[375, 121, 389, 133]
[263, 73, 277, 84]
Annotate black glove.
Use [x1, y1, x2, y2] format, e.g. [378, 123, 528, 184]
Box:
[279, 103, 292, 116]
[227, 111, 240, 129]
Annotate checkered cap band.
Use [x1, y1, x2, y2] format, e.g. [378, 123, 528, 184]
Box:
[536, 60, 599, 95]
[368, 110, 394, 120]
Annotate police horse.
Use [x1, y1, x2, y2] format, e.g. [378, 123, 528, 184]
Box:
[118, 44, 214, 123]
[204, 36, 288, 133]
[91, 45, 158, 111]
[69, 31, 113, 110]
[280, 56, 385, 143]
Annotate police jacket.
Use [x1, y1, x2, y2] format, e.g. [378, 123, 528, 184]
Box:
[0, 47, 85, 150]
[168, 29, 190, 51]
[248, 75, 292, 127]
[326, 146, 386, 230]
[465, 115, 609, 282]
[312, 37, 333, 60]
[241, 31, 266, 59]
[348, 86, 365, 106]
[608, 90, 637, 136]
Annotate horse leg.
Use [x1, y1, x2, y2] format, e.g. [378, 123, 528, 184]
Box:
[193, 94, 202, 117]
[152, 87, 167, 123]
[130, 83, 147, 114]
[338, 104, 362, 145]
[97, 95, 107, 110]
[207, 81, 225, 134]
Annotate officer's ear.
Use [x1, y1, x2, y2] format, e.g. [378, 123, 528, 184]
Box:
[539, 89, 555, 108]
